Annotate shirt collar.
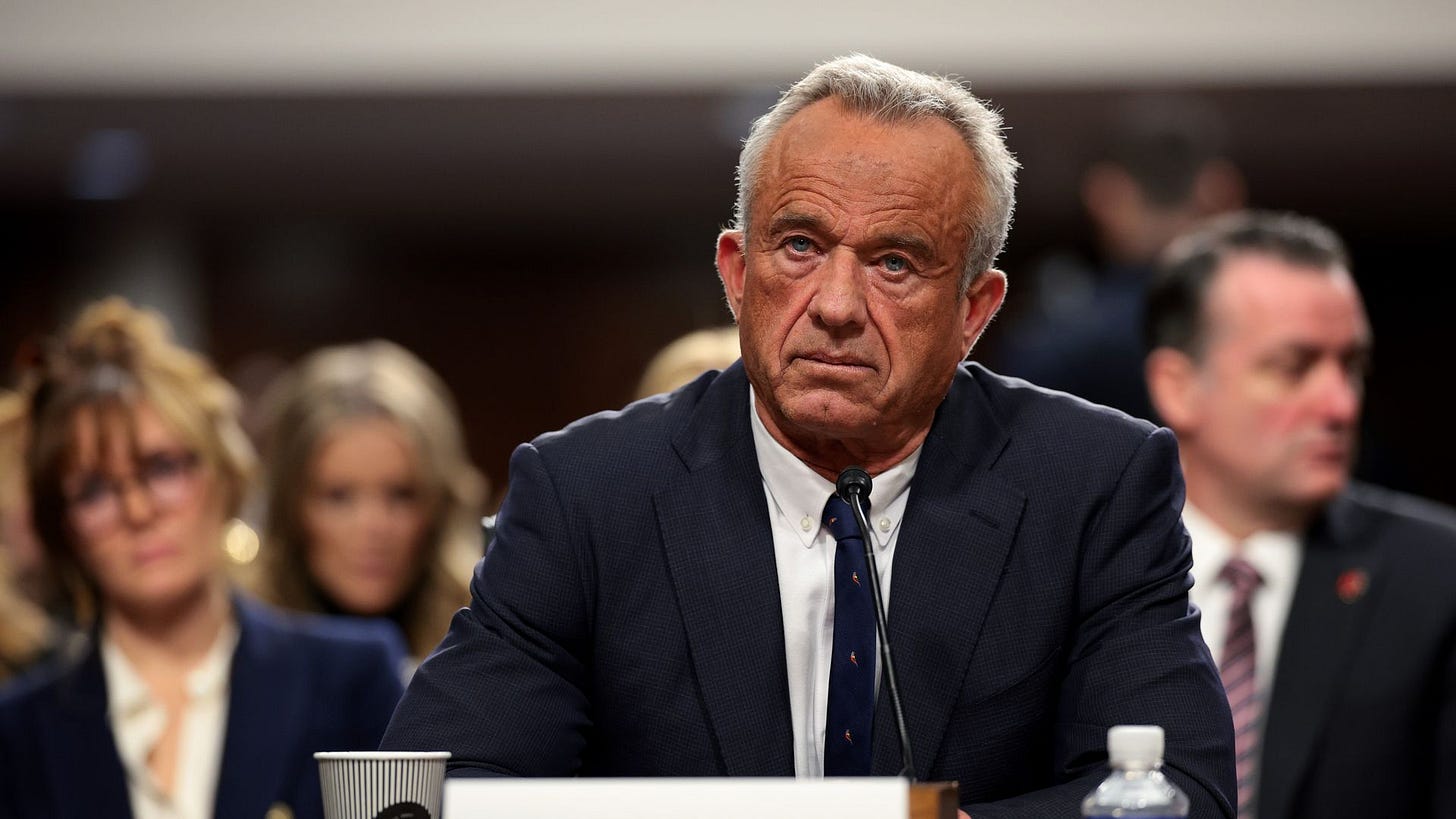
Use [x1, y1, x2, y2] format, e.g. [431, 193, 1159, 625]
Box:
[101, 616, 240, 718]
[187, 618, 239, 699]
[748, 386, 921, 549]
[100, 634, 152, 722]
[1183, 502, 1302, 588]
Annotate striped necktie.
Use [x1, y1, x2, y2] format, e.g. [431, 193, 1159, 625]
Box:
[1219, 555, 1264, 818]
[822, 493, 876, 775]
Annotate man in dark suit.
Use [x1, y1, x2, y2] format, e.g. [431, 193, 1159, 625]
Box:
[1143, 211, 1456, 818]
[383, 54, 1236, 817]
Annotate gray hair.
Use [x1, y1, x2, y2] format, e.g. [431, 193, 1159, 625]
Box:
[733, 54, 1019, 293]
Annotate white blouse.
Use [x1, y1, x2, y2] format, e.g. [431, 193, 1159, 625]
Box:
[101, 620, 238, 819]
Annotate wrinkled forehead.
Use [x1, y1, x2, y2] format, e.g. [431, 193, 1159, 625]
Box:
[759, 99, 980, 202]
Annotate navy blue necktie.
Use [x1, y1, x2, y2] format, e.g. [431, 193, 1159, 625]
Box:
[822, 493, 876, 776]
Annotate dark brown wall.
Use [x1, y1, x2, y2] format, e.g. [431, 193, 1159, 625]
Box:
[1, 82, 1452, 508]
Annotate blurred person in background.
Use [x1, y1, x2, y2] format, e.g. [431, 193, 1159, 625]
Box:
[0, 392, 61, 681]
[246, 340, 486, 667]
[0, 298, 405, 819]
[634, 326, 741, 400]
[997, 95, 1246, 421]
[475, 328, 740, 558]
[0, 551, 51, 683]
[1, 391, 54, 609]
[1144, 211, 1456, 819]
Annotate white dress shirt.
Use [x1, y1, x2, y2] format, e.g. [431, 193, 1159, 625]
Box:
[748, 389, 920, 777]
[1183, 503, 1303, 702]
[101, 619, 238, 819]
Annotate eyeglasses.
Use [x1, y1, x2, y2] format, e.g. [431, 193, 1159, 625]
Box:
[64, 449, 201, 536]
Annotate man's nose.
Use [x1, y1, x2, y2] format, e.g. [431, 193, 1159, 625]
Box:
[807, 248, 868, 329]
[1312, 363, 1362, 426]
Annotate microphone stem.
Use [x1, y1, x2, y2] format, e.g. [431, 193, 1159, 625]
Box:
[847, 490, 917, 782]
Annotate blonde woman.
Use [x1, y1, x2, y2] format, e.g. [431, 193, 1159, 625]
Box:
[249, 340, 486, 664]
[634, 326, 741, 400]
[0, 298, 404, 819]
[0, 392, 52, 612]
[0, 393, 56, 682]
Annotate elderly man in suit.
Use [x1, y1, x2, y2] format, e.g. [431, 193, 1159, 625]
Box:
[383, 54, 1236, 817]
[1143, 210, 1456, 819]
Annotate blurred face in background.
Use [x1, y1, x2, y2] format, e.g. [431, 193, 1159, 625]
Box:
[1180, 253, 1370, 520]
[62, 402, 225, 616]
[301, 417, 430, 616]
[1, 474, 45, 603]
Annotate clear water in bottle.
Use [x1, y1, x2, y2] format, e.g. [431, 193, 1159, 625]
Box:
[1081, 725, 1190, 818]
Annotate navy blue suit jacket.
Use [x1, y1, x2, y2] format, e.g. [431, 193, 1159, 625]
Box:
[0, 595, 405, 819]
[1258, 484, 1456, 819]
[382, 362, 1236, 817]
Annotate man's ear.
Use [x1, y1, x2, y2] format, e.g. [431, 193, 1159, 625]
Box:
[961, 269, 1008, 357]
[716, 230, 747, 320]
[1145, 347, 1201, 432]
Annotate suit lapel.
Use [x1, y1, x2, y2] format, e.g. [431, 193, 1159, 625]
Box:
[49, 641, 134, 818]
[871, 366, 1025, 777]
[214, 598, 309, 819]
[656, 364, 795, 775]
[1258, 495, 1383, 819]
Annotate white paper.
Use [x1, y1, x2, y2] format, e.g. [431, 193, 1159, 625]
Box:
[444, 777, 909, 819]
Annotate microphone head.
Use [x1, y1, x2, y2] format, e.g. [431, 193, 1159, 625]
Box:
[836, 466, 872, 500]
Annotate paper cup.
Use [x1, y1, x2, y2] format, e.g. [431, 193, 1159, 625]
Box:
[315, 751, 450, 819]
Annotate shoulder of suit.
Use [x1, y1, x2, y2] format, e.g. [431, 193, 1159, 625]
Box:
[237, 596, 407, 661]
[0, 627, 97, 715]
[530, 365, 724, 458]
[1338, 482, 1456, 553]
[0, 635, 94, 725]
[0, 657, 62, 713]
[960, 362, 1161, 452]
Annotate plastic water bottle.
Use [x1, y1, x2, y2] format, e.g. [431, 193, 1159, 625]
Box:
[1081, 725, 1190, 818]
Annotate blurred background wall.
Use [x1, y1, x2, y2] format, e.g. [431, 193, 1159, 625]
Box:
[2, 0, 1453, 509]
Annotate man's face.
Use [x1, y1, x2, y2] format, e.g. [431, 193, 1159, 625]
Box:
[717, 98, 1004, 465]
[1183, 253, 1370, 517]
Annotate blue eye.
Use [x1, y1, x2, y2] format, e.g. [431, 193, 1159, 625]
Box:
[883, 255, 908, 272]
[787, 236, 813, 253]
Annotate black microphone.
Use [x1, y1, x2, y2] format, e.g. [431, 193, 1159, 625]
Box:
[836, 466, 916, 781]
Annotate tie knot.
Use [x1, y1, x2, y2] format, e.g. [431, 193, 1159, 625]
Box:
[822, 494, 866, 543]
[1218, 555, 1264, 594]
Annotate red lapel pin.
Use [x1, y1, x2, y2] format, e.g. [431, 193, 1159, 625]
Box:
[1335, 569, 1368, 604]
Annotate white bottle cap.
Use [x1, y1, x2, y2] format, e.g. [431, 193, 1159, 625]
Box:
[1107, 725, 1164, 769]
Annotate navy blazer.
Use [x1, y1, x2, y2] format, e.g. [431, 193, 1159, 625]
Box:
[382, 362, 1236, 817]
[1258, 484, 1456, 819]
[0, 595, 405, 819]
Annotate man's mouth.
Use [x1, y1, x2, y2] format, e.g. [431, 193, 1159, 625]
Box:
[797, 353, 871, 368]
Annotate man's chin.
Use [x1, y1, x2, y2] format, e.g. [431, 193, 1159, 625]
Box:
[775, 391, 879, 440]
[1284, 471, 1351, 511]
